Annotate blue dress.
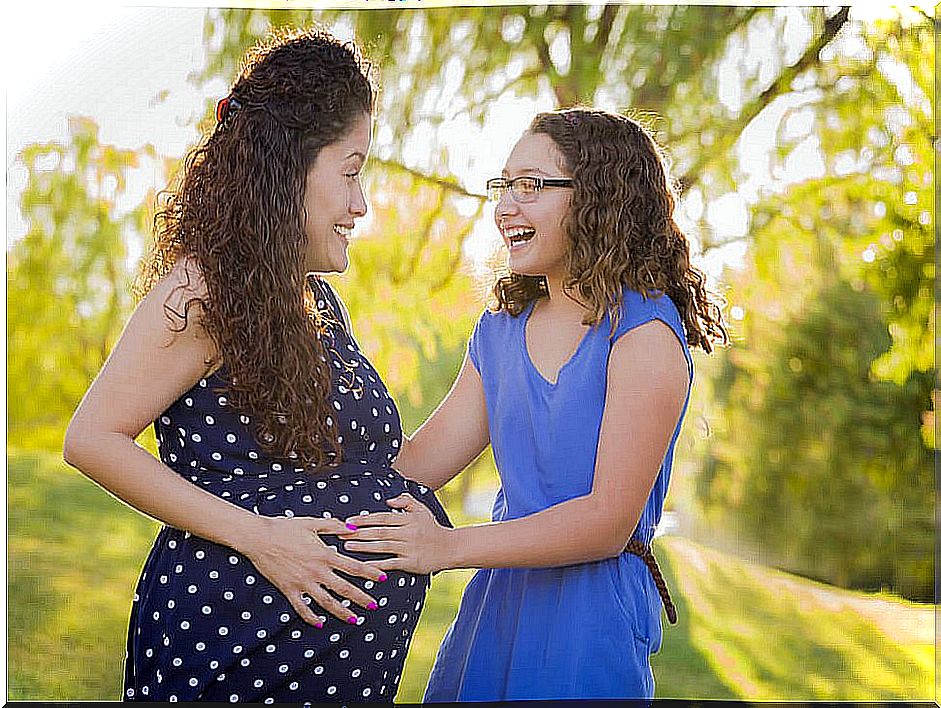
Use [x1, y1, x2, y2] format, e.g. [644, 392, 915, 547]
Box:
[123, 277, 449, 703]
[424, 289, 693, 701]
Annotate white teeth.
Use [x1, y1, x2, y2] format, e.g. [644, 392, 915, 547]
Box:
[333, 225, 352, 238]
[504, 226, 536, 245]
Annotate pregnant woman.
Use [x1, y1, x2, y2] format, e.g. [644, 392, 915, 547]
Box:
[64, 27, 447, 703]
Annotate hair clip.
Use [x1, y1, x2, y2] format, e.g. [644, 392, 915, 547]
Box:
[215, 96, 242, 126]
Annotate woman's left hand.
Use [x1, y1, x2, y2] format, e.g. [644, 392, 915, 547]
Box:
[339, 494, 452, 575]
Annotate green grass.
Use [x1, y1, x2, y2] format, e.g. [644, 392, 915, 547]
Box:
[8, 449, 934, 701]
[8, 449, 159, 699]
[652, 538, 933, 699]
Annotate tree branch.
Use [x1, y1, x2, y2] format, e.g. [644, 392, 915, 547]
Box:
[470, 67, 543, 109]
[675, 6, 851, 194]
[912, 6, 934, 25]
[372, 157, 486, 201]
[430, 201, 486, 295]
[753, 7, 851, 123]
[699, 232, 748, 257]
[595, 4, 619, 53]
[396, 189, 447, 285]
[528, 14, 566, 106]
[727, 6, 763, 40]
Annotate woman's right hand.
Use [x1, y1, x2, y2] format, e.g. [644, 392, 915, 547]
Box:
[236, 515, 387, 627]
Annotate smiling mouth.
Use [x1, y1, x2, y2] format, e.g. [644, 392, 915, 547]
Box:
[504, 227, 536, 249]
[333, 225, 352, 240]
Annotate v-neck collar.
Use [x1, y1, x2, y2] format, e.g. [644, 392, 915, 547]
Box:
[521, 300, 593, 386]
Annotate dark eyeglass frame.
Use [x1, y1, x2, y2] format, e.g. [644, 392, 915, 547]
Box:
[486, 176, 574, 203]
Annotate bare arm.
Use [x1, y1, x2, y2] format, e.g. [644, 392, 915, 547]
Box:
[64, 261, 385, 624]
[343, 320, 690, 571]
[393, 351, 490, 491]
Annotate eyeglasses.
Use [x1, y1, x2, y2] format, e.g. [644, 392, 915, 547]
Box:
[486, 176, 574, 203]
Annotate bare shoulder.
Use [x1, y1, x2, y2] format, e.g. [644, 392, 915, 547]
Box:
[146, 256, 211, 333]
[137, 258, 217, 367]
[164, 255, 208, 305]
[609, 319, 689, 397]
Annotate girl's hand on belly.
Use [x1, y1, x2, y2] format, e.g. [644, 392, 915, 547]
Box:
[339, 494, 453, 575]
[237, 515, 389, 626]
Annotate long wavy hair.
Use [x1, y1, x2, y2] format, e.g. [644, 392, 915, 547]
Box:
[134, 26, 376, 467]
[492, 108, 727, 353]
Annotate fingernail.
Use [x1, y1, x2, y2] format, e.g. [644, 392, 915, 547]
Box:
[367, 601, 378, 610]
[347, 615, 359, 625]
[345, 522, 358, 531]
[315, 620, 324, 629]
[378, 573, 388, 582]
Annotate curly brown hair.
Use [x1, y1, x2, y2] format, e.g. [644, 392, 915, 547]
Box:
[493, 108, 727, 353]
[134, 26, 376, 467]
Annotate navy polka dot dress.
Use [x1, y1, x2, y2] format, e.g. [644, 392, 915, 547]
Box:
[123, 277, 450, 703]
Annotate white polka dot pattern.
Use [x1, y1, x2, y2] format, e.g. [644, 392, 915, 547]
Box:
[124, 278, 450, 703]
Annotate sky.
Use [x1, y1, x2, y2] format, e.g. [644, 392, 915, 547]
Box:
[5, 5, 221, 155]
[5, 5, 225, 241]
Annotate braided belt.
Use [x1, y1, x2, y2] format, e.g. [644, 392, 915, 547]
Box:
[624, 538, 677, 624]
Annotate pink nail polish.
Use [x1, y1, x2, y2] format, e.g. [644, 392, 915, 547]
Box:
[367, 602, 378, 610]
[347, 615, 359, 625]
[345, 522, 358, 531]
[378, 573, 388, 582]
[315, 621, 324, 629]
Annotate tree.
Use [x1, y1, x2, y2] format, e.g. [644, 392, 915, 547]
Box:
[204, 6, 851, 234]
[8, 118, 158, 449]
[696, 14, 933, 600]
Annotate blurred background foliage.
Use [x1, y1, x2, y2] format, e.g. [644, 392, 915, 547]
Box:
[7, 3, 935, 700]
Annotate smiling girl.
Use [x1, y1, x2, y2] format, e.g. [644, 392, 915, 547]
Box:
[341, 108, 728, 700]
